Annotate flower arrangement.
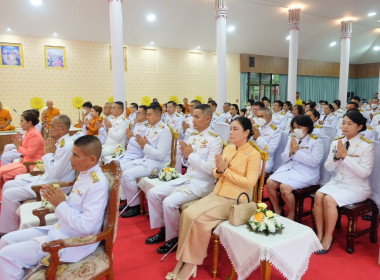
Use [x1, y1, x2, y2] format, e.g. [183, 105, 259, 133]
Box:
[158, 165, 180, 181]
[112, 144, 125, 158]
[247, 203, 284, 236]
[41, 183, 60, 208]
[33, 160, 45, 172]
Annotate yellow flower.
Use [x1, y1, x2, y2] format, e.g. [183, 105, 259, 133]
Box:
[265, 210, 274, 218]
[164, 168, 170, 172]
[169, 96, 179, 103]
[108, 96, 114, 103]
[257, 203, 267, 210]
[72, 97, 84, 109]
[30, 97, 44, 110]
[195, 95, 204, 103]
[142, 96, 152, 106]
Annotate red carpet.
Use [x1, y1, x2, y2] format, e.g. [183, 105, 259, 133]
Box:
[113, 198, 380, 279]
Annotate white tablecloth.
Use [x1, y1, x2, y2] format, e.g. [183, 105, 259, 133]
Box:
[18, 202, 57, 229]
[137, 174, 183, 194]
[214, 217, 322, 280]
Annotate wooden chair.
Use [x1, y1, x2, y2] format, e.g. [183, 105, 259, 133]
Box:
[212, 142, 269, 279]
[23, 161, 45, 176]
[26, 161, 122, 280]
[138, 125, 179, 215]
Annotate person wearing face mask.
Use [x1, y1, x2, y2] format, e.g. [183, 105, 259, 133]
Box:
[245, 99, 254, 118]
[318, 104, 338, 128]
[266, 115, 324, 220]
[247, 101, 265, 125]
[252, 108, 282, 173]
[71, 101, 93, 140]
[313, 110, 374, 254]
[368, 98, 380, 121]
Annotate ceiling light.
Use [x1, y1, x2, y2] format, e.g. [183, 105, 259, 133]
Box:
[30, 0, 42, 6]
[329, 41, 337, 47]
[374, 46, 380, 51]
[286, 35, 290, 40]
[150, 41, 154, 45]
[227, 25, 236, 32]
[53, 32, 58, 36]
[377, 20, 380, 22]
[147, 14, 156, 22]
[196, 46, 201, 49]
[368, 12, 377, 17]
[7, 27, 11, 32]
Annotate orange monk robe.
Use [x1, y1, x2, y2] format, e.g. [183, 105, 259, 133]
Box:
[125, 107, 131, 117]
[43, 107, 60, 129]
[184, 103, 190, 114]
[0, 108, 15, 131]
[86, 116, 103, 136]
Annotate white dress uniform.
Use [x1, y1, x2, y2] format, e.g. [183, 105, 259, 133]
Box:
[359, 108, 370, 124]
[0, 134, 76, 233]
[71, 113, 92, 141]
[219, 111, 231, 123]
[122, 121, 172, 207]
[272, 111, 288, 130]
[101, 114, 130, 158]
[334, 108, 345, 118]
[148, 127, 223, 241]
[0, 164, 109, 279]
[210, 112, 221, 130]
[269, 134, 324, 189]
[176, 115, 195, 172]
[165, 113, 183, 131]
[98, 115, 113, 144]
[320, 113, 338, 128]
[254, 122, 281, 173]
[367, 107, 380, 121]
[318, 135, 374, 206]
[285, 114, 294, 133]
[313, 124, 325, 137]
[226, 114, 239, 123]
[370, 112, 380, 126]
[128, 111, 136, 127]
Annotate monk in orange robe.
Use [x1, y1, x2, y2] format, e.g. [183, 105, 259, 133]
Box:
[41, 100, 60, 129]
[0, 101, 15, 131]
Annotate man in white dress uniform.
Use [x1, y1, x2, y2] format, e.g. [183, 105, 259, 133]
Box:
[0, 135, 109, 280]
[146, 104, 223, 254]
[120, 103, 172, 218]
[271, 100, 288, 130]
[71, 101, 93, 141]
[207, 100, 221, 129]
[0, 115, 76, 234]
[101, 101, 130, 159]
[97, 102, 113, 144]
[165, 101, 183, 131]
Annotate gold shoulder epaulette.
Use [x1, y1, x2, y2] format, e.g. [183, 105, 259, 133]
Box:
[360, 136, 373, 143]
[91, 171, 99, 183]
[176, 114, 180, 117]
[374, 112, 380, 117]
[281, 111, 285, 115]
[359, 109, 364, 112]
[145, 123, 149, 127]
[191, 131, 199, 136]
[209, 131, 219, 138]
[216, 112, 220, 116]
[129, 123, 133, 129]
[159, 124, 165, 129]
[291, 134, 296, 138]
[270, 124, 277, 130]
[310, 134, 318, 140]
[315, 125, 323, 129]
[367, 109, 371, 111]
[112, 116, 115, 119]
[122, 117, 126, 120]
[367, 125, 373, 130]
[60, 139, 65, 148]
[334, 135, 345, 141]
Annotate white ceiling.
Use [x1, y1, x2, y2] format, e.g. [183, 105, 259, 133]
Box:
[1, 0, 380, 64]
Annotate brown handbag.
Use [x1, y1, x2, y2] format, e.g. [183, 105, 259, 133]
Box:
[229, 192, 257, 226]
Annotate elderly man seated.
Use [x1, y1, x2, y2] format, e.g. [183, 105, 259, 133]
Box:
[0, 135, 109, 280]
[0, 101, 15, 131]
[41, 100, 60, 130]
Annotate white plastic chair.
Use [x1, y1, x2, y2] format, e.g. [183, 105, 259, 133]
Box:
[318, 135, 333, 186]
[272, 131, 288, 172]
[321, 126, 337, 142]
[213, 122, 230, 143]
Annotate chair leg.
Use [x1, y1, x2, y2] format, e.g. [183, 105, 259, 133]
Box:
[139, 191, 144, 215]
[370, 208, 379, 243]
[212, 233, 219, 279]
[294, 197, 304, 223]
[336, 210, 342, 229]
[346, 213, 357, 254]
[226, 264, 236, 280]
[311, 197, 317, 232]
[106, 270, 115, 280]
[260, 260, 271, 280]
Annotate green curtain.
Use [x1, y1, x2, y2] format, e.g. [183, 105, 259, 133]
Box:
[352, 77, 379, 101]
[240, 73, 248, 108]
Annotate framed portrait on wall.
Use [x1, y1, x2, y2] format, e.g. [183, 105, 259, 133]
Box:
[109, 46, 127, 71]
[44, 45, 66, 69]
[0, 42, 24, 67]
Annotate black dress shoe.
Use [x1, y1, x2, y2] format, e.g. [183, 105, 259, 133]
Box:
[120, 205, 140, 218]
[157, 237, 178, 254]
[145, 227, 165, 244]
[316, 238, 334, 255]
[119, 200, 127, 212]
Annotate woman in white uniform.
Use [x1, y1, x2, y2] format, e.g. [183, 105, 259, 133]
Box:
[313, 109, 374, 254]
[267, 115, 324, 220]
[319, 104, 338, 127]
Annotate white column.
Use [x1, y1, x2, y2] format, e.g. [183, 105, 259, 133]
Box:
[287, 7, 301, 104]
[109, 0, 126, 110]
[338, 20, 353, 108]
[378, 68, 380, 96]
[215, 0, 227, 113]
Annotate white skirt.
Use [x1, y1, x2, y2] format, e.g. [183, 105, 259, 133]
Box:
[269, 167, 311, 190]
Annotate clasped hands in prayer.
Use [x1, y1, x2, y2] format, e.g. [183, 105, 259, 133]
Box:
[41, 184, 66, 208]
[44, 137, 57, 154]
[289, 137, 300, 156]
[334, 140, 348, 160]
[11, 132, 23, 148]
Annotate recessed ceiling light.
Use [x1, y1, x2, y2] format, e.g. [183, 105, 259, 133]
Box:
[374, 46, 380, 51]
[53, 32, 58, 36]
[147, 14, 156, 22]
[7, 27, 11, 32]
[227, 25, 236, 32]
[196, 46, 201, 49]
[377, 20, 380, 22]
[30, 0, 42, 6]
[329, 41, 337, 47]
[150, 41, 154, 45]
[286, 35, 290, 40]
[368, 12, 377, 17]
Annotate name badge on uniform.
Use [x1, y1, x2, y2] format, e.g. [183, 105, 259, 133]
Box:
[349, 154, 360, 157]
[300, 147, 309, 149]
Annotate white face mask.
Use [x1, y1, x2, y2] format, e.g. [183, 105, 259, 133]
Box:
[294, 128, 305, 139]
[371, 103, 378, 109]
[83, 108, 88, 114]
[256, 118, 267, 127]
[246, 105, 251, 111]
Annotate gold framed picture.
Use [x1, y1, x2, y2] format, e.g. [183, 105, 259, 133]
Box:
[109, 46, 127, 71]
[0, 42, 24, 67]
[44, 45, 66, 69]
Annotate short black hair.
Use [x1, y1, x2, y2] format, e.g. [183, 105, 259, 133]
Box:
[224, 102, 231, 106]
[74, 135, 102, 160]
[274, 100, 284, 108]
[291, 115, 314, 134]
[139, 105, 148, 113]
[21, 111, 39, 126]
[333, 100, 341, 108]
[190, 99, 201, 106]
[284, 101, 292, 108]
[233, 117, 253, 140]
[240, 108, 247, 114]
[114, 101, 124, 111]
[261, 97, 270, 102]
[308, 109, 320, 120]
[207, 100, 217, 107]
[231, 104, 239, 115]
[347, 101, 359, 109]
[252, 101, 265, 108]
[130, 103, 138, 110]
[325, 104, 334, 111]
[194, 104, 212, 117]
[310, 102, 317, 109]
[83, 101, 92, 109]
[167, 101, 177, 107]
[148, 102, 163, 114]
[352, 96, 361, 102]
[345, 109, 367, 132]
[247, 99, 255, 106]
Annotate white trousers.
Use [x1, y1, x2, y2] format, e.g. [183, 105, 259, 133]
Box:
[0, 227, 48, 280]
[175, 148, 183, 174]
[148, 181, 198, 241]
[101, 144, 119, 159]
[1, 144, 21, 166]
[122, 161, 152, 205]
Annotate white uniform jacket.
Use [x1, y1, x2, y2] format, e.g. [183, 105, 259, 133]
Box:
[324, 135, 374, 196]
[104, 115, 130, 147]
[320, 113, 338, 128]
[255, 122, 281, 173]
[165, 113, 183, 131]
[272, 111, 288, 130]
[98, 115, 113, 144]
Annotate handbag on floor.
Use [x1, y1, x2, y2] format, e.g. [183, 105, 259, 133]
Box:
[229, 192, 257, 226]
